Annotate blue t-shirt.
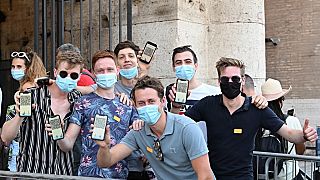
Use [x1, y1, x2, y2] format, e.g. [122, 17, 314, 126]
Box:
[185, 95, 284, 180]
[69, 92, 139, 178]
[121, 112, 209, 180]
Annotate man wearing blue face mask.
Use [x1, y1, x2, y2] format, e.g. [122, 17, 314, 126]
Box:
[166, 45, 221, 114]
[44, 50, 140, 178]
[1, 51, 83, 175]
[95, 75, 214, 180]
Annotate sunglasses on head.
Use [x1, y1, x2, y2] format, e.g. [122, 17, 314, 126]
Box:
[153, 139, 164, 161]
[220, 76, 242, 84]
[11, 52, 30, 62]
[59, 70, 79, 80]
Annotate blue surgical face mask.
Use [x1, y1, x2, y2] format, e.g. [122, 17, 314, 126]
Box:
[96, 73, 117, 89]
[137, 105, 161, 126]
[119, 66, 138, 79]
[175, 65, 195, 80]
[56, 75, 78, 92]
[11, 69, 25, 81]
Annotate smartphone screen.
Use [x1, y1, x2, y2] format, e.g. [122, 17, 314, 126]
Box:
[19, 92, 32, 117]
[49, 115, 64, 140]
[140, 41, 157, 64]
[174, 79, 189, 104]
[92, 115, 108, 141]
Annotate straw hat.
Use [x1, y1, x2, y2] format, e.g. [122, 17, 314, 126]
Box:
[261, 78, 292, 101]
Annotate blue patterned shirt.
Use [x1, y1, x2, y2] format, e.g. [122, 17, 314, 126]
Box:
[69, 92, 139, 178]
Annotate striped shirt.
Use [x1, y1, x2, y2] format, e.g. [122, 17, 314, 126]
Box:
[7, 86, 81, 175]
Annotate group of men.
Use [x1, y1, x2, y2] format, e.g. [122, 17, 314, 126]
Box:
[0, 41, 318, 180]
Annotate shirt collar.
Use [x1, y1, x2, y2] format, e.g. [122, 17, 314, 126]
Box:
[219, 94, 251, 112]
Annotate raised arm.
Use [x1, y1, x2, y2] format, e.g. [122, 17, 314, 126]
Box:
[96, 125, 133, 168]
[277, 119, 318, 144]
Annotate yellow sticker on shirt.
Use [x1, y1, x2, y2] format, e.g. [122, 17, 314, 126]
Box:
[146, 146, 153, 153]
[234, 129, 242, 134]
[113, 116, 120, 122]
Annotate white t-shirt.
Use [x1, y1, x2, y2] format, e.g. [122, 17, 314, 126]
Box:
[277, 116, 303, 180]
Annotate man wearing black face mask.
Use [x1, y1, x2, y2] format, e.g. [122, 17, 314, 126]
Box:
[185, 57, 318, 180]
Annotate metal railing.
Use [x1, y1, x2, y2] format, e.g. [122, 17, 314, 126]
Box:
[253, 151, 320, 180]
[0, 171, 107, 179]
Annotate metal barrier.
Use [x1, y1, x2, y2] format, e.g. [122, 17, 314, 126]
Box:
[0, 171, 111, 179]
[253, 151, 320, 180]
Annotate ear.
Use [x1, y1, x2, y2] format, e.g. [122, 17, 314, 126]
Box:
[194, 63, 199, 71]
[53, 68, 58, 78]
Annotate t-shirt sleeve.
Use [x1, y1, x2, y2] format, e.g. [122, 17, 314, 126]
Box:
[260, 107, 285, 133]
[286, 116, 303, 130]
[69, 98, 84, 127]
[182, 122, 209, 160]
[120, 129, 139, 151]
[184, 97, 208, 122]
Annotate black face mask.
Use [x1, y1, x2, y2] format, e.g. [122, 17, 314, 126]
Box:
[220, 81, 241, 99]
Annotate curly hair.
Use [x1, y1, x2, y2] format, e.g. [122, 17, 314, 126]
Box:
[55, 51, 84, 70]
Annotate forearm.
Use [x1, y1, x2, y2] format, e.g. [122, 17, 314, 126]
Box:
[286, 129, 305, 144]
[97, 145, 113, 168]
[57, 137, 75, 152]
[198, 173, 214, 180]
[1, 115, 23, 143]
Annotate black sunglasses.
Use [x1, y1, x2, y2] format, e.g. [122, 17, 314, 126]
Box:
[153, 139, 164, 161]
[220, 76, 242, 84]
[59, 70, 79, 80]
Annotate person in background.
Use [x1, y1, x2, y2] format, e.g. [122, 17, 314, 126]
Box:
[113, 40, 155, 179]
[261, 78, 305, 180]
[6, 49, 47, 172]
[242, 74, 256, 97]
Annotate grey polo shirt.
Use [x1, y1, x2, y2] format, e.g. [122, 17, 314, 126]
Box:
[121, 112, 209, 180]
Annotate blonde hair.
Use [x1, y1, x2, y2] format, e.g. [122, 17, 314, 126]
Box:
[216, 57, 245, 77]
[19, 51, 47, 91]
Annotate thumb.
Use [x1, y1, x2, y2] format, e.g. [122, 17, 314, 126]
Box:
[303, 119, 309, 131]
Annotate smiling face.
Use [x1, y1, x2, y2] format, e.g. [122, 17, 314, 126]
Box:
[117, 48, 138, 69]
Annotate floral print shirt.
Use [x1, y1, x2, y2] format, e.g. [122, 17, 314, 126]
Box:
[69, 92, 139, 178]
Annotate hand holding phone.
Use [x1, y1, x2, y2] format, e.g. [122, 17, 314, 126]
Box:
[19, 91, 32, 117]
[140, 41, 157, 64]
[174, 79, 189, 104]
[92, 115, 108, 141]
[49, 115, 64, 140]
[36, 77, 50, 87]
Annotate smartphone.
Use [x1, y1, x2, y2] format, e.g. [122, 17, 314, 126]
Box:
[19, 91, 32, 117]
[92, 115, 109, 141]
[37, 77, 50, 87]
[140, 41, 157, 64]
[49, 115, 64, 140]
[174, 79, 189, 104]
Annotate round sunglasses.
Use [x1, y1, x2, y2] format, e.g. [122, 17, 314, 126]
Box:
[59, 70, 79, 80]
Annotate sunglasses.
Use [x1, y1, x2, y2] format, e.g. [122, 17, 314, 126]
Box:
[59, 70, 79, 80]
[153, 139, 164, 161]
[219, 76, 242, 84]
[11, 52, 30, 62]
